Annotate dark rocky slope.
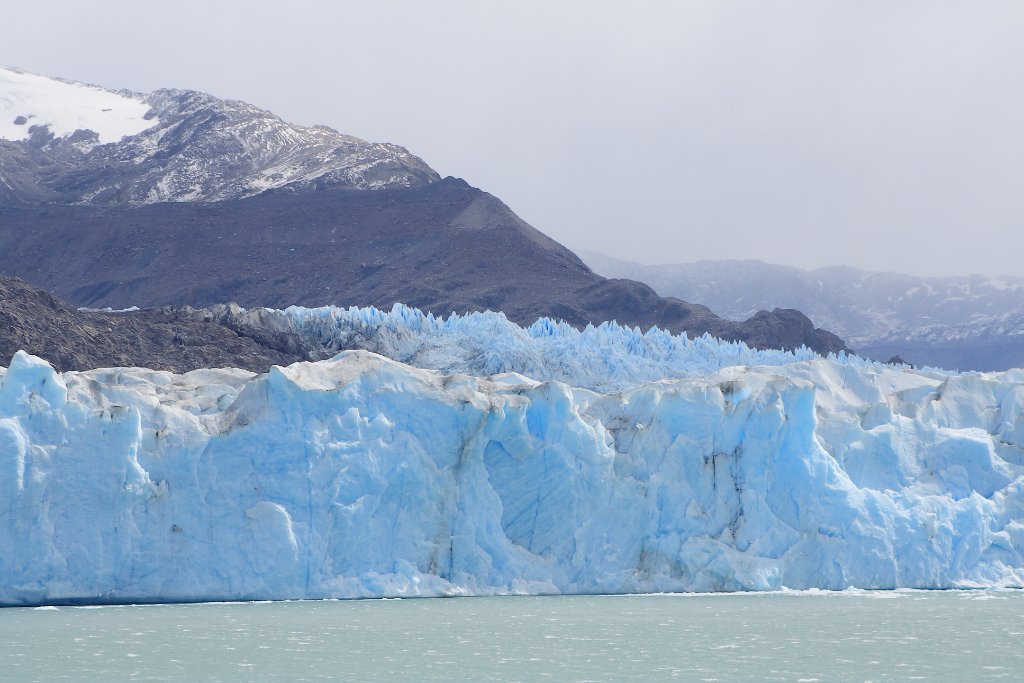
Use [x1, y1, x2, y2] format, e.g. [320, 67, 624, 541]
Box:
[0, 276, 304, 372]
[0, 179, 846, 355]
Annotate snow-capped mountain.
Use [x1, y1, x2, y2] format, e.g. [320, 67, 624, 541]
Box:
[580, 251, 1024, 371]
[0, 66, 848, 356]
[0, 65, 439, 205]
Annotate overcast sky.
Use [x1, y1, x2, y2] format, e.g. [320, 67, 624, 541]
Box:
[4, 1, 1023, 277]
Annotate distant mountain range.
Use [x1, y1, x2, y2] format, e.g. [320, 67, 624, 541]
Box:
[580, 250, 1024, 371]
[0, 66, 846, 358]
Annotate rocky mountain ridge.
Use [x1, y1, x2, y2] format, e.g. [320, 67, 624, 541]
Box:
[0, 180, 847, 355]
[0, 65, 438, 206]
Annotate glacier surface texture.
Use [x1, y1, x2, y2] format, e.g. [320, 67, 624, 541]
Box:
[1, 306, 1023, 605]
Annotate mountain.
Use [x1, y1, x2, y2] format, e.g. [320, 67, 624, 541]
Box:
[0, 65, 438, 205]
[580, 251, 1024, 371]
[2, 318, 1022, 605]
[0, 66, 846, 356]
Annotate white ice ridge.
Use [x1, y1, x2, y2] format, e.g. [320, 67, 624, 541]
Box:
[274, 303, 974, 385]
[271, 303, 832, 392]
[0, 66, 156, 143]
[1, 337, 1023, 605]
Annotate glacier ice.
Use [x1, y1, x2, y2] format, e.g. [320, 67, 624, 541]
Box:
[243, 302, 830, 392]
[1, 307, 1023, 605]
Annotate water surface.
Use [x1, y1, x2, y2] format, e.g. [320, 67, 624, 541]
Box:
[1, 591, 1021, 681]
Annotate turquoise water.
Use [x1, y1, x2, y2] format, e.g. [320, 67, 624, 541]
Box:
[1, 591, 1021, 682]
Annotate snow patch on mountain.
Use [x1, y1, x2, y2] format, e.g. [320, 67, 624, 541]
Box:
[0, 66, 156, 144]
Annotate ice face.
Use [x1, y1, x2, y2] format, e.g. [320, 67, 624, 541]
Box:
[1, 333, 1022, 606]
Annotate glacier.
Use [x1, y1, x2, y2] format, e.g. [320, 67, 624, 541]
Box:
[212, 302, 829, 392]
[1, 306, 1024, 605]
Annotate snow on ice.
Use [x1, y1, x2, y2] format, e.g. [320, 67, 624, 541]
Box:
[1, 307, 1023, 605]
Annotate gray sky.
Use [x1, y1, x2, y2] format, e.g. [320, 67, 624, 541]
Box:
[4, 1, 1024, 277]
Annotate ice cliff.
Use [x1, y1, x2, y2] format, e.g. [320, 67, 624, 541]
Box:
[1, 308, 1023, 605]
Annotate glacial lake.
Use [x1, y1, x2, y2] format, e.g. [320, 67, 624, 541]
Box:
[1, 591, 1021, 682]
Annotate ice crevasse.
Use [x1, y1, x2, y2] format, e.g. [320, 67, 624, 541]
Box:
[1, 310, 1024, 605]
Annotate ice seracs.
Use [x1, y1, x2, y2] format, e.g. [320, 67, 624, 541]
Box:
[0, 66, 156, 144]
[196, 302, 831, 393]
[1, 305, 1022, 605]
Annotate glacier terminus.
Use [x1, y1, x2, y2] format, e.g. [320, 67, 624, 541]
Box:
[1, 306, 1022, 606]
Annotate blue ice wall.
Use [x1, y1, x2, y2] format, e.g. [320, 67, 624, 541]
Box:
[1, 337, 1022, 605]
